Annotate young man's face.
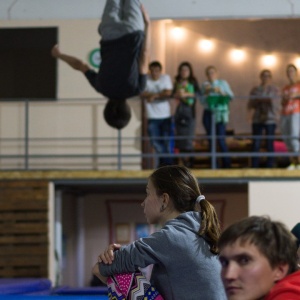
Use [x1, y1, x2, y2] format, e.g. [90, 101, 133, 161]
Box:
[206, 67, 218, 82]
[260, 71, 272, 85]
[149, 66, 162, 80]
[219, 240, 287, 300]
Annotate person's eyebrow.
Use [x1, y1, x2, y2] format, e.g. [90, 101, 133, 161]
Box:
[219, 252, 251, 260]
[231, 253, 253, 262]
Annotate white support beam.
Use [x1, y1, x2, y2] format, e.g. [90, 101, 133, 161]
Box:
[0, 0, 299, 21]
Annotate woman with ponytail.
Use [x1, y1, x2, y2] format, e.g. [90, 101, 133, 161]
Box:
[93, 165, 225, 300]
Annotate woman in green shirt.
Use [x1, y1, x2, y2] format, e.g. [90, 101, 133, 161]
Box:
[173, 62, 200, 168]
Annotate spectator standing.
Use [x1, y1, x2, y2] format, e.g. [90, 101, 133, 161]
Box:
[201, 66, 234, 168]
[247, 69, 280, 168]
[281, 64, 300, 170]
[173, 62, 200, 168]
[141, 61, 173, 167]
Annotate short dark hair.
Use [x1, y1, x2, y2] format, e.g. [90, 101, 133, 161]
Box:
[260, 69, 272, 78]
[286, 64, 297, 72]
[205, 65, 217, 76]
[149, 61, 162, 70]
[218, 216, 298, 274]
[103, 99, 131, 130]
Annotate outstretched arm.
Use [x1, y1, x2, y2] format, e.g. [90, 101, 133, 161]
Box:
[51, 44, 91, 73]
[139, 5, 150, 75]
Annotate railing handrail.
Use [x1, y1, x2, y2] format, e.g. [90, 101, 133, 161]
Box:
[0, 97, 295, 171]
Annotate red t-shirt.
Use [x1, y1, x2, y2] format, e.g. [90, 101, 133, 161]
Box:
[281, 82, 300, 115]
[264, 270, 300, 300]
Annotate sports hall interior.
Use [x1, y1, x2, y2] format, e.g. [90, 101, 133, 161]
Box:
[0, 0, 300, 290]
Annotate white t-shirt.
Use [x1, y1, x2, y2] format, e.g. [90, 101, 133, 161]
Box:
[144, 74, 173, 119]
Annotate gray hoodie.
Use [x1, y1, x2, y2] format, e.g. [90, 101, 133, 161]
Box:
[100, 211, 226, 300]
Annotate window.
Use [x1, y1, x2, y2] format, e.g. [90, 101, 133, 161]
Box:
[0, 27, 57, 100]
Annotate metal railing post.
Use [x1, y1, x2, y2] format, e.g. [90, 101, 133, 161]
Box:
[24, 98, 30, 170]
[117, 129, 122, 170]
[211, 111, 217, 169]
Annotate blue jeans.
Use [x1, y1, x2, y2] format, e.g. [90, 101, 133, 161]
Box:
[147, 117, 173, 167]
[252, 123, 276, 168]
[280, 113, 300, 152]
[202, 109, 231, 168]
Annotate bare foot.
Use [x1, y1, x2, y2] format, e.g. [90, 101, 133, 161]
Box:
[51, 44, 61, 58]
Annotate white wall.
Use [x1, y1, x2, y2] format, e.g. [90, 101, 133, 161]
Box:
[249, 181, 300, 229]
[0, 0, 299, 20]
[0, 19, 142, 170]
[0, 100, 142, 170]
[48, 182, 56, 285]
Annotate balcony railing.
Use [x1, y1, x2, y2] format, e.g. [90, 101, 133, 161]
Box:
[0, 98, 296, 170]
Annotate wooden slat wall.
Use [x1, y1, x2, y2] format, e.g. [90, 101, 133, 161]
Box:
[0, 180, 49, 278]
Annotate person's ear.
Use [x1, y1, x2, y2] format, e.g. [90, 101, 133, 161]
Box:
[272, 263, 289, 283]
[161, 193, 170, 208]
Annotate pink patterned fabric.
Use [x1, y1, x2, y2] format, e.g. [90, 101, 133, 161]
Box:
[107, 271, 164, 300]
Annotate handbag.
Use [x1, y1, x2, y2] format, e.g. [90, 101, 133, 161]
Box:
[174, 103, 193, 127]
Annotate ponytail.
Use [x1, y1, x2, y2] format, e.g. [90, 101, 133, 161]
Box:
[198, 199, 221, 254]
[150, 165, 221, 254]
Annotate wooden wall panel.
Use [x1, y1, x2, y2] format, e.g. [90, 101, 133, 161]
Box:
[0, 180, 49, 278]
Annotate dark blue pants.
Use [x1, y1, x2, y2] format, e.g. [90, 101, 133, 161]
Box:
[147, 117, 173, 167]
[202, 109, 231, 168]
[251, 123, 276, 168]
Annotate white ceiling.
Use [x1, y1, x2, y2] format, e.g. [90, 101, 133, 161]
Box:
[0, 0, 299, 21]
